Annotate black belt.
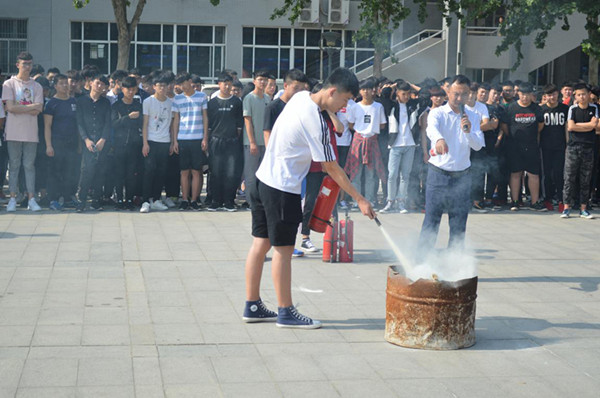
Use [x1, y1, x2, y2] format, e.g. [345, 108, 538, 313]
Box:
[428, 163, 470, 177]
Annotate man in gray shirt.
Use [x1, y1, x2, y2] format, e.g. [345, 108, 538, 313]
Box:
[243, 70, 271, 209]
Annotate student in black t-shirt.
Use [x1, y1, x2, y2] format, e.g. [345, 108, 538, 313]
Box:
[561, 83, 599, 219]
[484, 84, 506, 208]
[500, 82, 545, 211]
[206, 73, 244, 211]
[43, 74, 79, 211]
[540, 84, 569, 208]
[111, 76, 143, 210]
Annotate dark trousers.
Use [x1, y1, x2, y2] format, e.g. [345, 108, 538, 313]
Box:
[563, 144, 594, 206]
[407, 148, 425, 207]
[301, 171, 328, 236]
[495, 147, 510, 202]
[0, 134, 8, 188]
[35, 139, 48, 192]
[114, 140, 142, 202]
[78, 148, 107, 203]
[143, 141, 170, 201]
[48, 139, 79, 201]
[418, 165, 471, 255]
[209, 137, 242, 206]
[165, 153, 180, 198]
[541, 148, 565, 202]
[377, 135, 390, 202]
[470, 149, 487, 202]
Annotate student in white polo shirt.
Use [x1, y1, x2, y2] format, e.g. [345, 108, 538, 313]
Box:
[242, 68, 375, 329]
[417, 75, 485, 258]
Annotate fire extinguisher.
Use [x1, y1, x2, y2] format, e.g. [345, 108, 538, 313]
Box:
[322, 218, 338, 263]
[309, 176, 341, 233]
[338, 209, 354, 263]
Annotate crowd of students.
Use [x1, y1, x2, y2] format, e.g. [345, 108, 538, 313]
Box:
[1, 50, 599, 232]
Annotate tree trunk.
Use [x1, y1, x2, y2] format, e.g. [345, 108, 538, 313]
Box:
[117, 32, 131, 71]
[111, 0, 147, 71]
[590, 55, 598, 85]
[373, 48, 383, 78]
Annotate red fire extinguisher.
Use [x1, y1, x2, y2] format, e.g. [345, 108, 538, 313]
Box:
[338, 211, 354, 263]
[309, 176, 341, 233]
[322, 218, 338, 263]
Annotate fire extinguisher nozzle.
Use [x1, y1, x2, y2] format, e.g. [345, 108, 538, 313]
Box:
[374, 217, 382, 227]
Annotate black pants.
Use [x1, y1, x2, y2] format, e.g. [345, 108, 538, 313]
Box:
[143, 141, 170, 201]
[114, 139, 142, 202]
[0, 133, 8, 188]
[48, 139, 79, 201]
[79, 147, 107, 203]
[377, 134, 390, 202]
[563, 144, 594, 206]
[541, 147, 565, 202]
[165, 153, 180, 198]
[301, 171, 326, 236]
[470, 149, 487, 202]
[209, 136, 242, 207]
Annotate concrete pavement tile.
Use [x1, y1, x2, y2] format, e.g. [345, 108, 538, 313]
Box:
[6, 279, 48, 294]
[262, 355, 327, 382]
[28, 346, 129, 360]
[153, 324, 204, 345]
[81, 325, 130, 346]
[331, 379, 396, 398]
[159, 357, 217, 384]
[32, 325, 82, 346]
[221, 382, 280, 398]
[50, 268, 88, 280]
[314, 354, 379, 381]
[19, 358, 78, 387]
[494, 376, 564, 398]
[88, 266, 125, 279]
[412, 351, 486, 378]
[139, 251, 173, 261]
[439, 377, 506, 398]
[46, 279, 87, 293]
[164, 384, 221, 398]
[0, 293, 45, 308]
[150, 307, 196, 324]
[0, 358, 24, 387]
[211, 356, 272, 383]
[0, 387, 17, 398]
[199, 323, 253, 344]
[76, 385, 135, 398]
[37, 307, 84, 325]
[278, 381, 339, 398]
[181, 277, 224, 292]
[130, 324, 156, 345]
[215, 344, 260, 358]
[245, 324, 300, 344]
[126, 292, 149, 308]
[363, 353, 432, 379]
[15, 387, 77, 398]
[42, 292, 86, 308]
[133, 357, 162, 385]
[131, 345, 158, 358]
[256, 342, 351, 357]
[0, 325, 35, 346]
[77, 357, 133, 386]
[84, 307, 128, 325]
[86, 278, 126, 293]
[544, 375, 600, 398]
[12, 267, 52, 279]
[144, 278, 185, 293]
[85, 291, 127, 308]
[157, 345, 220, 358]
[134, 385, 165, 398]
[147, 291, 190, 307]
[0, 307, 40, 325]
[386, 378, 454, 397]
[128, 307, 152, 325]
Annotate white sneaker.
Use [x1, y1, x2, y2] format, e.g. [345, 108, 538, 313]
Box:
[301, 238, 319, 253]
[397, 202, 409, 214]
[163, 197, 177, 208]
[150, 199, 168, 211]
[28, 198, 42, 212]
[140, 202, 151, 213]
[6, 197, 17, 212]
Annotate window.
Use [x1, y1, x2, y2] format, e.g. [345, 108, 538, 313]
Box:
[0, 19, 28, 74]
[242, 27, 374, 80]
[70, 22, 225, 79]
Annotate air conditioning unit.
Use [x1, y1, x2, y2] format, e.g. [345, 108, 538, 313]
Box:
[328, 0, 349, 25]
[299, 0, 320, 24]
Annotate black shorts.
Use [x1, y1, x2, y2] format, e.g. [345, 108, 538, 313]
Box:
[178, 139, 208, 171]
[507, 143, 541, 175]
[251, 179, 302, 247]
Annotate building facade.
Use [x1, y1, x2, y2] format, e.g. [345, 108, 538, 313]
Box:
[1, 0, 591, 85]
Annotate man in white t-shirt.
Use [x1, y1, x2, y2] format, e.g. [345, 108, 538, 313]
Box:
[344, 78, 387, 206]
[243, 68, 375, 329]
[140, 73, 173, 213]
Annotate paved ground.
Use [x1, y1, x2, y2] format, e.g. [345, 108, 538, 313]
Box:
[0, 205, 598, 397]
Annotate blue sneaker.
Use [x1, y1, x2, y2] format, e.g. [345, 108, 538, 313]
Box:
[560, 208, 570, 218]
[243, 299, 277, 323]
[292, 249, 304, 258]
[580, 209, 594, 219]
[49, 200, 63, 211]
[276, 306, 322, 329]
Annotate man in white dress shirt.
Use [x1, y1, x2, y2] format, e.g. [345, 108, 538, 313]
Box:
[417, 75, 485, 256]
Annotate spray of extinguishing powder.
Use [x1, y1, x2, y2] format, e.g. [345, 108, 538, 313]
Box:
[375, 218, 415, 275]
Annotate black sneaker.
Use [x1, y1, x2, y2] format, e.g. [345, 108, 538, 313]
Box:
[276, 305, 322, 329]
[243, 299, 278, 323]
[125, 200, 135, 211]
[473, 202, 488, 213]
[76, 203, 85, 213]
[179, 200, 189, 211]
[190, 201, 201, 211]
[207, 203, 219, 212]
[224, 203, 237, 212]
[531, 200, 547, 212]
[510, 201, 519, 211]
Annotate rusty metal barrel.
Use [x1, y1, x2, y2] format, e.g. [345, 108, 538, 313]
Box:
[385, 266, 478, 350]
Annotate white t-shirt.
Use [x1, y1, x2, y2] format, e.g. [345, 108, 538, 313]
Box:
[388, 102, 416, 147]
[335, 99, 355, 146]
[466, 101, 490, 122]
[347, 101, 386, 138]
[143, 96, 173, 143]
[256, 91, 336, 194]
